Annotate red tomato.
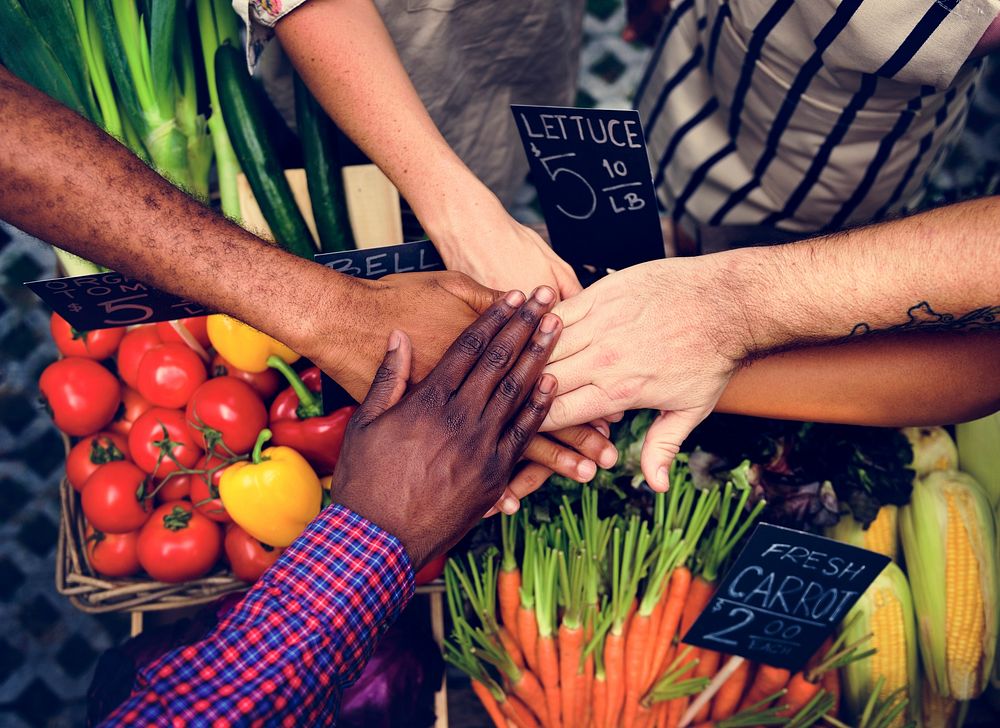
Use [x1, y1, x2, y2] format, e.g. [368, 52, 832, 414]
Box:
[128, 408, 203, 477]
[154, 473, 191, 503]
[136, 343, 207, 409]
[117, 326, 162, 389]
[156, 317, 211, 350]
[66, 431, 130, 492]
[81, 461, 151, 533]
[188, 453, 232, 523]
[211, 354, 282, 402]
[185, 377, 267, 456]
[50, 313, 125, 360]
[224, 524, 282, 582]
[415, 553, 447, 586]
[40, 358, 121, 436]
[86, 526, 140, 578]
[137, 501, 222, 583]
[109, 386, 153, 437]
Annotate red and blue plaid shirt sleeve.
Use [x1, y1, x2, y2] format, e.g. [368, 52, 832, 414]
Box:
[101, 504, 414, 727]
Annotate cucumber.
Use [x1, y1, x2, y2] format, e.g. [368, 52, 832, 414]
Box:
[214, 42, 314, 259]
[294, 73, 355, 252]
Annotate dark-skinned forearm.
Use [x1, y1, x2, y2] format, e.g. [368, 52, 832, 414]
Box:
[0, 66, 366, 369]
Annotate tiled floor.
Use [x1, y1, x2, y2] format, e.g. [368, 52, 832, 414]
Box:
[1, 2, 999, 726]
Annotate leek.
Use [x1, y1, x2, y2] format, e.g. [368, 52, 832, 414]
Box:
[195, 0, 243, 219]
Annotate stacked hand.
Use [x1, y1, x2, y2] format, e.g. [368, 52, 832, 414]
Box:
[328, 288, 563, 568]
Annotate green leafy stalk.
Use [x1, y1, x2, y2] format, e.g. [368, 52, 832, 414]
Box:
[699, 462, 766, 582]
[174, 8, 211, 199]
[518, 512, 536, 611]
[533, 537, 559, 640]
[195, 0, 242, 218]
[644, 646, 708, 704]
[72, 0, 123, 139]
[707, 689, 790, 727]
[784, 690, 836, 728]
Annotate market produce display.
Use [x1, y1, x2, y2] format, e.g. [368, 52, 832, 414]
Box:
[450, 414, 1000, 728]
[40, 311, 359, 585]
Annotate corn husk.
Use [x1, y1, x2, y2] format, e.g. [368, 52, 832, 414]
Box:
[899, 470, 998, 699]
[956, 411, 1000, 508]
[842, 562, 919, 727]
[902, 427, 958, 478]
[827, 505, 898, 561]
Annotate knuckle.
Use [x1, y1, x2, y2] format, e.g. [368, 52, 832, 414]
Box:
[446, 411, 466, 433]
[457, 331, 486, 357]
[483, 343, 514, 370]
[610, 377, 641, 402]
[507, 423, 530, 447]
[371, 363, 396, 387]
[497, 376, 521, 401]
[526, 339, 547, 357]
[597, 346, 620, 368]
[517, 307, 540, 326]
[487, 306, 509, 325]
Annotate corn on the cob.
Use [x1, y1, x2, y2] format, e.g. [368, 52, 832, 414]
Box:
[842, 562, 919, 727]
[827, 505, 898, 561]
[899, 470, 998, 699]
[956, 411, 1000, 508]
[920, 675, 961, 728]
[902, 426, 958, 477]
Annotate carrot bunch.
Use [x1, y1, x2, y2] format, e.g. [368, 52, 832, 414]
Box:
[445, 457, 801, 728]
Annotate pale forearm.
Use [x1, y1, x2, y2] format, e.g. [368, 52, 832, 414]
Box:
[729, 198, 1000, 356]
[275, 0, 490, 236]
[719, 331, 1000, 425]
[0, 66, 362, 365]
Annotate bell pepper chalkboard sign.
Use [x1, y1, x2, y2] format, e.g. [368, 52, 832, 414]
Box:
[511, 104, 664, 271]
[682, 523, 890, 671]
[26, 240, 443, 331]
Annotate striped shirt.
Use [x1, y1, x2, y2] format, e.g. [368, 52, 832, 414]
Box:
[636, 0, 999, 238]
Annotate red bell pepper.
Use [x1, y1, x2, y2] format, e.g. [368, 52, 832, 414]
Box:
[267, 356, 355, 475]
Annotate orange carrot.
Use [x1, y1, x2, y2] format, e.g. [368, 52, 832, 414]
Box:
[649, 566, 691, 679]
[538, 635, 561, 728]
[689, 723, 716, 728]
[737, 665, 791, 713]
[509, 668, 548, 726]
[499, 569, 522, 643]
[500, 626, 525, 670]
[709, 657, 752, 720]
[776, 672, 821, 718]
[558, 622, 582, 728]
[603, 629, 627, 727]
[622, 610, 654, 728]
[665, 695, 684, 728]
[690, 648, 721, 722]
[578, 626, 594, 728]
[501, 693, 541, 728]
[679, 576, 716, 647]
[518, 606, 540, 675]
[500, 515, 522, 646]
[473, 680, 508, 728]
[822, 667, 840, 716]
[655, 701, 669, 728]
[593, 673, 608, 728]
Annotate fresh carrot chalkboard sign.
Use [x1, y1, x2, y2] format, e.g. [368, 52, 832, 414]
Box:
[511, 104, 664, 270]
[682, 523, 890, 671]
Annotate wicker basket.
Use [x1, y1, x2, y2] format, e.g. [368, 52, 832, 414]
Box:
[56, 474, 250, 613]
[55, 425, 249, 613]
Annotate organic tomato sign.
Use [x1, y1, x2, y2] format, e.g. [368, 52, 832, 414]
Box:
[682, 524, 890, 670]
[26, 271, 209, 330]
[26, 241, 444, 331]
[511, 104, 663, 270]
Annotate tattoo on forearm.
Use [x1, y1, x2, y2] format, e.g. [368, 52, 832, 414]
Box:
[850, 302, 1000, 336]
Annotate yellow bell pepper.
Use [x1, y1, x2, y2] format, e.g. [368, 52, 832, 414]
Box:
[219, 429, 322, 547]
[206, 314, 300, 373]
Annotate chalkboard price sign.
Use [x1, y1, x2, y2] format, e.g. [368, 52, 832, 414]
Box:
[25, 271, 209, 330]
[511, 104, 664, 271]
[682, 523, 890, 670]
[313, 239, 442, 277]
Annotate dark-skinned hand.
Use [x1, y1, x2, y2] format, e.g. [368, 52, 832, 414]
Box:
[309, 272, 618, 509]
[328, 287, 562, 569]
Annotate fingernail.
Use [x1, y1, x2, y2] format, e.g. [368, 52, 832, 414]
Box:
[577, 460, 597, 481]
[505, 289, 526, 306]
[387, 330, 401, 351]
[539, 313, 558, 334]
[600, 445, 618, 468]
[501, 496, 520, 515]
[533, 286, 555, 304]
[595, 423, 610, 438]
[538, 374, 555, 394]
[657, 465, 670, 489]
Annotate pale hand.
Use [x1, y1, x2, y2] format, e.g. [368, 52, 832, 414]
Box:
[542, 257, 748, 490]
[429, 194, 582, 301]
